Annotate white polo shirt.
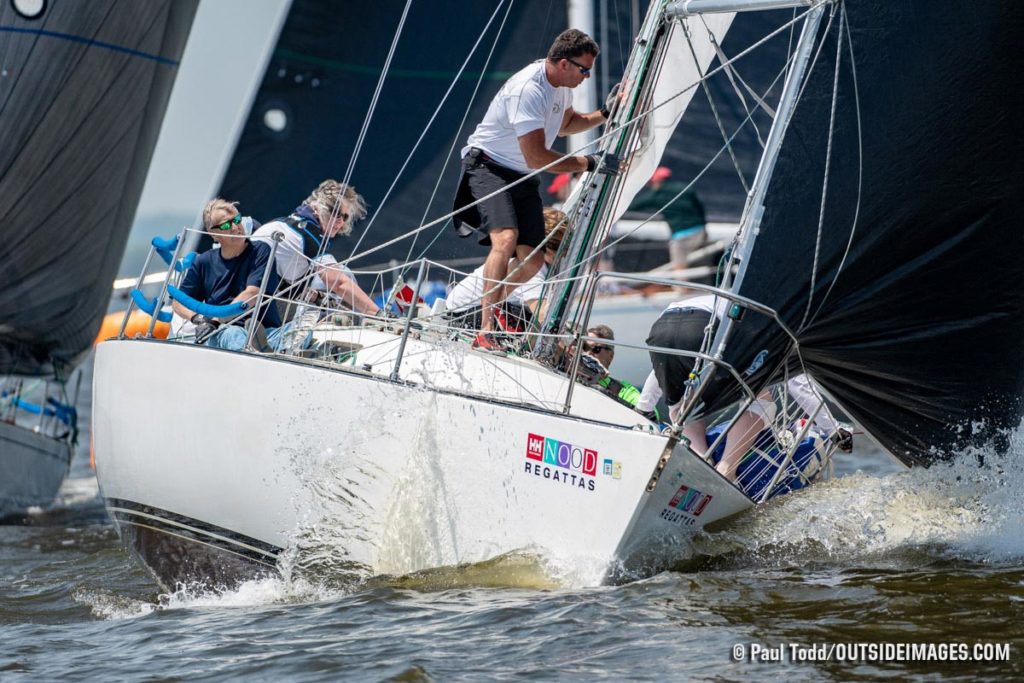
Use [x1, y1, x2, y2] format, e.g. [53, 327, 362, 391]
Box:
[462, 61, 573, 173]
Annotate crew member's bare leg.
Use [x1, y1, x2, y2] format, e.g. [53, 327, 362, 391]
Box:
[501, 244, 545, 300]
[683, 419, 709, 455]
[715, 411, 767, 481]
[481, 228, 518, 332]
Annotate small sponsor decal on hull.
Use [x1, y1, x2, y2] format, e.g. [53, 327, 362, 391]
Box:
[602, 458, 622, 480]
[659, 484, 714, 526]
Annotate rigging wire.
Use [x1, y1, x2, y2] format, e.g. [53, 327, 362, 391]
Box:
[402, 0, 518, 266]
[682, 16, 750, 194]
[699, 14, 773, 146]
[349, 0, 512, 260]
[342, 5, 817, 268]
[536, 0, 557, 57]
[337, 0, 413, 248]
[799, 5, 843, 331]
[807, 0, 863, 326]
[612, 0, 626, 74]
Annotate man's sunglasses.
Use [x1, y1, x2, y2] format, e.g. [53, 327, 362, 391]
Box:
[583, 342, 611, 354]
[567, 58, 592, 76]
[211, 214, 242, 231]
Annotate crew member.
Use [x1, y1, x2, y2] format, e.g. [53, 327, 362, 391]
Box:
[172, 199, 283, 351]
[252, 179, 381, 317]
[641, 293, 852, 479]
[446, 208, 570, 333]
[452, 28, 623, 350]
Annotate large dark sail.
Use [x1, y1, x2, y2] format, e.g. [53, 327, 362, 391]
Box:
[717, 0, 1024, 465]
[0, 0, 198, 375]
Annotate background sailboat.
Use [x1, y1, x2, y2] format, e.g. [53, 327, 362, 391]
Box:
[0, 0, 197, 516]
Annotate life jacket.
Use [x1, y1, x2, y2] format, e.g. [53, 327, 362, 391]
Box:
[271, 214, 330, 267]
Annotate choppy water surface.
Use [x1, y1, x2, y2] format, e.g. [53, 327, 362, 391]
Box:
[2, 363, 1022, 681]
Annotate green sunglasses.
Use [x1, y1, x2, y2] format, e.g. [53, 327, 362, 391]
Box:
[211, 214, 242, 231]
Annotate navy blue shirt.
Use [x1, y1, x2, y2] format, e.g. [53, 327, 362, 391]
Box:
[180, 240, 282, 328]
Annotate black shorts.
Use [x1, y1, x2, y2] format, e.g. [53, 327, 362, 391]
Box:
[647, 308, 731, 410]
[452, 149, 545, 248]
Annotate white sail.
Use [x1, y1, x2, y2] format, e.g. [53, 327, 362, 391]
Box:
[568, 13, 735, 223]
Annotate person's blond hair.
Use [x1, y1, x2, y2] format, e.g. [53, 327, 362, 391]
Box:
[543, 207, 570, 252]
[304, 179, 367, 236]
[201, 198, 239, 230]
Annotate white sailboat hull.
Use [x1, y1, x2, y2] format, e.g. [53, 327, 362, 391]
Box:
[93, 338, 751, 589]
[0, 420, 71, 519]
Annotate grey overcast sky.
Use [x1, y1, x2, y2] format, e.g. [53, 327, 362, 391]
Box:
[134, 0, 290, 220]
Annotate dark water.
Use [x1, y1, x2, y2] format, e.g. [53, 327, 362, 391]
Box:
[2, 358, 1022, 681]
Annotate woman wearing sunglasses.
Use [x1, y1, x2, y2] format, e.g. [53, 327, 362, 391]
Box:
[251, 179, 382, 318]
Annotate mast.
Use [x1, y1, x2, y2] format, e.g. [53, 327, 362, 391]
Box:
[536, 0, 825, 329]
[669, 0, 827, 424]
[690, 0, 826, 370]
[536, 0, 674, 351]
[567, 0, 599, 156]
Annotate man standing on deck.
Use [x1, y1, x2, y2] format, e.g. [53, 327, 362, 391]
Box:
[452, 29, 623, 350]
[629, 166, 707, 277]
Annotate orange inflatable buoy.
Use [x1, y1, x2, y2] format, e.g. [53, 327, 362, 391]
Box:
[95, 310, 169, 344]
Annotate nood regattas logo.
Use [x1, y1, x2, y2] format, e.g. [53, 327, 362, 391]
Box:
[524, 433, 597, 492]
[659, 483, 714, 526]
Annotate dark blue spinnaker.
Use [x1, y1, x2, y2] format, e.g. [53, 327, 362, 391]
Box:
[714, 1, 1024, 465]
